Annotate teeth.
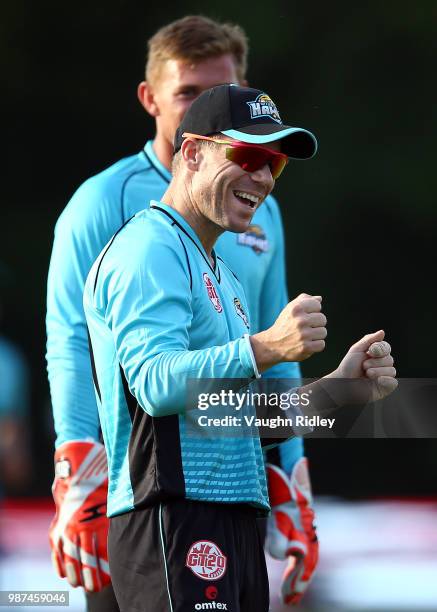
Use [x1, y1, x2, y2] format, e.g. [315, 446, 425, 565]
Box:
[234, 191, 260, 205]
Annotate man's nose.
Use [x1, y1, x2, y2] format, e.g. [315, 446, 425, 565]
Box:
[250, 163, 275, 189]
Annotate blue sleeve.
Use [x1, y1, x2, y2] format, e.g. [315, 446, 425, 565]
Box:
[92, 236, 257, 417]
[46, 178, 125, 446]
[260, 197, 304, 468]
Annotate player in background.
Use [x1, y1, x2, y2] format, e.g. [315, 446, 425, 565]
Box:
[46, 16, 316, 610]
[0, 263, 32, 495]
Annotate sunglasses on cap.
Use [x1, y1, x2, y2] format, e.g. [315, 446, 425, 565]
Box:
[182, 133, 289, 180]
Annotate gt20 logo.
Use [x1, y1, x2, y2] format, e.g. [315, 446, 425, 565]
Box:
[186, 540, 227, 580]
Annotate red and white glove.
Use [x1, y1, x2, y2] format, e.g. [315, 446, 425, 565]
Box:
[266, 458, 319, 606]
[49, 441, 111, 592]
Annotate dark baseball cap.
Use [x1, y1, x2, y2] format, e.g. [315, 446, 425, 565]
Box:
[174, 84, 317, 159]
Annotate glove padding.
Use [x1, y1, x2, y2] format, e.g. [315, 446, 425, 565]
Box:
[266, 458, 318, 606]
[49, 441, 111, 592]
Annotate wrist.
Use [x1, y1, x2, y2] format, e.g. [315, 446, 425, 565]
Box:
[249, 330, 282, 373]
[307, 375, 373, 410]
[297, 378, 344, 417]
[54, 440, 107, 480]
[55, 439, 103, 456]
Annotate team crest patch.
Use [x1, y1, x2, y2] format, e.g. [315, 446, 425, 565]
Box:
[247, 93, 282, 124]
[186, 540, 227, 581]
[237, 225, 269, 254]
[203, 273, 223, 313]
[234, 298, 249, 329]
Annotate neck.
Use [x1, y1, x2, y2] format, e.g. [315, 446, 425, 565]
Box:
[152, 133, 173, 171]
[161, 179, 222, 263]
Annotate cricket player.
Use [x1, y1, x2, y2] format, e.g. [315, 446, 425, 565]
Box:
[0, 266, 31, 494]
[47, 16, 318, 610]
[83, 83, 397, 612]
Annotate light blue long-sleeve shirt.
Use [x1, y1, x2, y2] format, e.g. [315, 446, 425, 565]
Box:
[46, 141, 303, 469]
[84, 202, 270, 515]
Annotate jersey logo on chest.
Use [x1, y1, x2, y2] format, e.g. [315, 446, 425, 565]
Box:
[237, 224, 269, 254]
[234, 298, 249, 329]
[203, 273, 223, 313]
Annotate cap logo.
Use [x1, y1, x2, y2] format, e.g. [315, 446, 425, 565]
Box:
[247, 93, 282, 124]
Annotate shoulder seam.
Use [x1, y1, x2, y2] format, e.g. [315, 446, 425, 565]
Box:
[120, 169, 150, 224]
[177, 235, 193, 291]
[151, 205, 220, 283]
[142, 149, 171, 185]
[93, 215, 135, 294]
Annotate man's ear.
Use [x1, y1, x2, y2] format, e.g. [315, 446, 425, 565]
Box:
[137, 81, 159, 117]
[181, 138, 202, 172]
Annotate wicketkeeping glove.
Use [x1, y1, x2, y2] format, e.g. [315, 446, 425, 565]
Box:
[49, 441, 111, 592]
[266, 457, 319, 606]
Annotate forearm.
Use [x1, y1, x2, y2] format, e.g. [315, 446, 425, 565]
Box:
[46, 184, 121, 446]
[297, 375, 373, 417]
[47, 331, 100, 446]
[249, 330, 284, 373]
[128, 336, 258, 417]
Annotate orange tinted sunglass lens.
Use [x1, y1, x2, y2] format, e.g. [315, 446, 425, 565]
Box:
[270, 156, 288, 179]
[225, 146, 288, 180]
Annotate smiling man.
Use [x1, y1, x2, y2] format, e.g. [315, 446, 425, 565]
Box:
[83, 84, 320, 611]
[83, 84, 397, 612]
[46, 17, 319, 610]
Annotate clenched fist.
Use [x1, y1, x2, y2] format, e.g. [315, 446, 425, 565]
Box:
[330, 329, 398, 401]
[250, 293, 327, 372]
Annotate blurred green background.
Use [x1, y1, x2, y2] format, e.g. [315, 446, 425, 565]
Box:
[2, 0, 436, 496]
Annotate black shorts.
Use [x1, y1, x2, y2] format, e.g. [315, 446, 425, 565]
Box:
[86, 584, 120, 612]
[108, 499, 269, 612]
